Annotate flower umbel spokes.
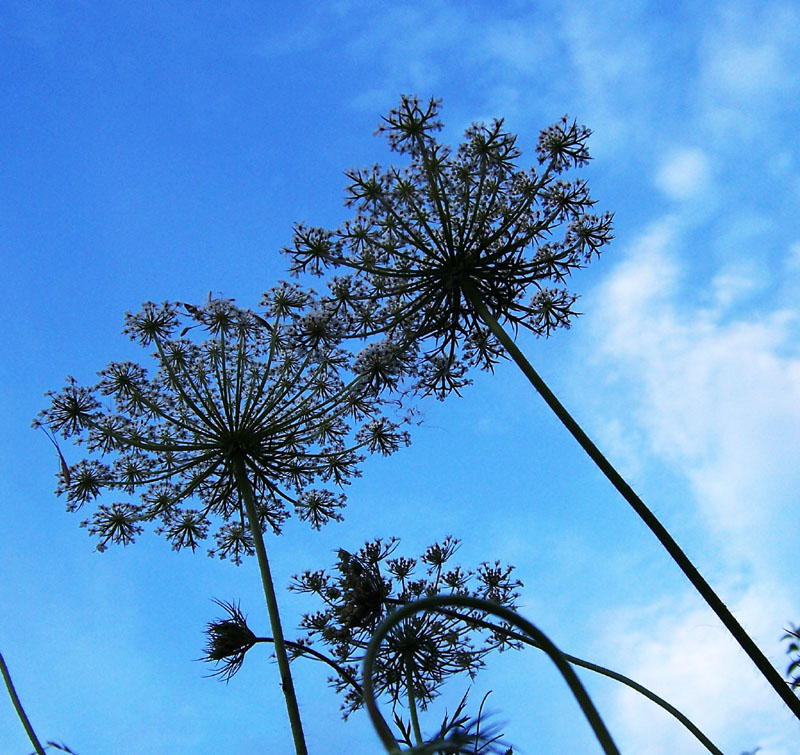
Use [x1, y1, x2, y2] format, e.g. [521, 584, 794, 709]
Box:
[36, 288, 407, 554]
[289, 95, 800, 724]
[291, 536, 522, 733]
[35, 288, 410, 755]
[287, 95, 613, 397]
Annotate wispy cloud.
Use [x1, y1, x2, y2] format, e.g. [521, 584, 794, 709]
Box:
[697, 1, 800, 141]
[654, 148, 712, 202]
[580, 218, 800, 751]
[588, 218, 800, 566]
[606, 585, 798, 754]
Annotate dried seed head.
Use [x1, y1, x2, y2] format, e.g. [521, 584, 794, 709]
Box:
[201, 599, 257, 682]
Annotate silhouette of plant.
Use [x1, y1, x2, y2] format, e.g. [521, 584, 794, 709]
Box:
[391, 690, 511, 754]
[361, 595, 619, 754]
[284, 94, 800, 721]
[34, 288, 409, 755]
[30, 94, 784, 751]
[1, 650, 81, 755]
[782, 624, 800, 692]
[290, 537, 522, 726]
[287, 95, 611, 399]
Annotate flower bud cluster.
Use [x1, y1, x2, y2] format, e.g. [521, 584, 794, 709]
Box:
[290, 537, 522, 718]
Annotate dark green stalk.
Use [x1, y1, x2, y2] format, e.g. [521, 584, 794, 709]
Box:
[232, 456, 308, 755]
[405, 655, 424, 746]
[363, 595, 620, 754]
[271, 608, 721, 753]
[255, 637, 364, 698]
[1, 651, 46, 755]
[461, 279, 800, 721]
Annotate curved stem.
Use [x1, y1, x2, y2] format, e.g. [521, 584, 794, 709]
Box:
[405, 655, 424, 746]
[255, 637, 364, 698]
[1, 651, 46, 755]
[363, 595, 620, 754]
[232, 456, 308, 755]
[462, 280, 800, 721]
[418, 603, 722, 754]
[281, 602, 721, 752]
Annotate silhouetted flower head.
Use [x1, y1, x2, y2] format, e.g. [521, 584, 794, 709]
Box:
[286, 95, 613, 398]
[201, 599, 258, 682]
[291, 536, 522, 718]
[34, 288, 409, 560]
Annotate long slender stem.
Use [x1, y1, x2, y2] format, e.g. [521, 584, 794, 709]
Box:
[461, 279, 800, 721]
[255, 637, 364, 697]
[266, 607, 722, 753]
[405, 656, 424, 746]
[1, 651, 46, 755]
[232, 456, 308, 755]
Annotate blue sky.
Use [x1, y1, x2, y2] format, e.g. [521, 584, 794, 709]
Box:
[2, 1, 800, 752]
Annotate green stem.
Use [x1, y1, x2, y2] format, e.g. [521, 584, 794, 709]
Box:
[461, 280, 800, 722]
[255, 637, 364, 698]
[1, 651, 46, 755]
[405, 655, 424, 747]
[363, 595, 620, 754]
[232, 456, 308, 755]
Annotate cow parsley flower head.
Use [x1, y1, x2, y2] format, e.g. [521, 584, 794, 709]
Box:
[290, 537, 522, 719]
[286, 95, 613, 398]
[34, 288, 409, 559]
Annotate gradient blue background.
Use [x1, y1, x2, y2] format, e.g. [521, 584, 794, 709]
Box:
[2, 2, 799, 752]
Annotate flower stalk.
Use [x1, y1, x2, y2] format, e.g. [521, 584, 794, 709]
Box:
[405, 655, 424, 747]
[1, 651, 46, 755]
[426, 602, 723, 754]
[362, 595, 620, 755]
[36, 293, 410, 753]
[233, 455, 307, 755]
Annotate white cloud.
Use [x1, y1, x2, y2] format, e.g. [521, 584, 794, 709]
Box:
[579, 217, 800, 751]
[696, 2, 800, 143]
[709, 263, 764, 311]
[553, 0, 658, 153]
[700, 3, 799, 102]
[481, 20, 554, 77]
[786, 241, 800, 271]
[589, 221, 800, 568]
[606, 585, 799, 754]
[654, 148, 711, 201]
[706, 39, 783, 98]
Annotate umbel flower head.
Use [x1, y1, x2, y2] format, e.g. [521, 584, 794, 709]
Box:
[290, 536, 522, 718]
[34, 288, 409, 561]
[287, 95, 613, 398]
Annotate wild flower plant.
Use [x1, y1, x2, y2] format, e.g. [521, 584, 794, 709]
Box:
[290, 537, 521, 730]
[287, 95, 611, 399]
[282, 537, 723, 753]
[27, 94, 790, 752]
[34, 288, 409, 755]
[284, 95, 800, 720]
[362, 595, 620, 754]
[200, 594, 511, 754]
